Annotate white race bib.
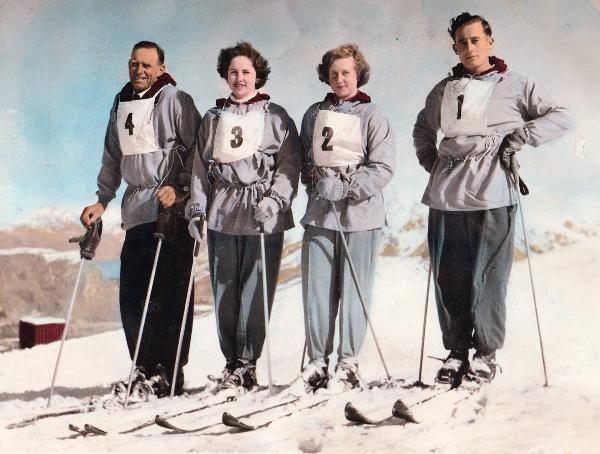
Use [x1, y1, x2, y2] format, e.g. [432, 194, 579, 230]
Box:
[213, 110, 265, 164]
[312, 110, 364, 167]
[116, 88, 164, 156]
[440, 79, 496, 137]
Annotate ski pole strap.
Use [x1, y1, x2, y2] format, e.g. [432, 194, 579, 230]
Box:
[518, 177, 529, 196]
[510, 155, 529, 196]
[69, 218, 103, 260]
[155, 205, 174, 240]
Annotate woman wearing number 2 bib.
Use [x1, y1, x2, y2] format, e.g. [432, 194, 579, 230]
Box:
[186, 42, 301, 392]
[297, 44, 395, 393]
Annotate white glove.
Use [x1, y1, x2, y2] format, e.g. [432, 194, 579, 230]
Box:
[254, 197, 280, 223]
[316, 176, 349, 201]
[187, 214, 205, 242]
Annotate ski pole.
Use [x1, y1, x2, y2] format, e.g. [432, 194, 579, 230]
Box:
[47, 259, 84, 407]
[329, 202, 391, 380]
[48, 218, 102, 407]
[417, 261, 432, 385]
[124, 236, 163, 407]
[259, 223, 274, 396]
[510, 156, 549, 387]
[170, 240, 200, 398]
[300, 339, 307, 372]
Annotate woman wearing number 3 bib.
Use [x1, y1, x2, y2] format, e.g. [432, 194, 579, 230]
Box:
[186, 42, 301, 392]
[295, 44, 396, 393]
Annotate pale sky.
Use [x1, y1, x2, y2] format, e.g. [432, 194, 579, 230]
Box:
[0, 0, 598, 230]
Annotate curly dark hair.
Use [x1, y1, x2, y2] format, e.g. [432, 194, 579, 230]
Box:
[317, 43, 370, 88]
[217, 41, 271, 89]
[448, 12, 492, 41]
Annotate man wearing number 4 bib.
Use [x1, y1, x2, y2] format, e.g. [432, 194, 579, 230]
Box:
[186, 42, 301, 392]
[296, 44, 395, 393]
[80, 41, 201, 397]
[413, 13, 573, 384]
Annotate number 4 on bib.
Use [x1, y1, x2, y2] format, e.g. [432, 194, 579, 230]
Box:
[124, 113, 135, 136]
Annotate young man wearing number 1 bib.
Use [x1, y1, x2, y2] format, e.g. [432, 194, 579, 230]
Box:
[186, 42, 301, 392]
[413, 13, 573, 385]
[80, 41, 201, 397]
[295, 44, 396, 393]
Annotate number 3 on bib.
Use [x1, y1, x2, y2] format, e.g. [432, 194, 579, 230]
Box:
[321, 127, 333, 151]
[230, 126, 243, 148]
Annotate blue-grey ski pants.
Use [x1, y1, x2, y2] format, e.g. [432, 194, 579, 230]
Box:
[207, 229, 283, 363]
[301, 225, 382, 369]
[428, 206, 516, 354]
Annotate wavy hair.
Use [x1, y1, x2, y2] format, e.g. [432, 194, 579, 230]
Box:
[317, 43, 370, 87]
[217, 41, 271, 89]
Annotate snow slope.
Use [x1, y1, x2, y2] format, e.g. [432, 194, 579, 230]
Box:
[1, 236, 599, 453]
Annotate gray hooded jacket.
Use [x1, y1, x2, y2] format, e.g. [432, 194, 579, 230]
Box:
[185, 94, 301, 235]
[300, 92, 396, 232]
[96, 74, 201, 229]
[413, 59, 573, 211]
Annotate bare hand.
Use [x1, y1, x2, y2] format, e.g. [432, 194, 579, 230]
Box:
[80, 202, 105, 229]
[156, 186, 177, 208]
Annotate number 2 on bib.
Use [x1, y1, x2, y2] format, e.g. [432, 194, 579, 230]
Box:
[321, 127, 333, 151]
[230, 126, 244, 148]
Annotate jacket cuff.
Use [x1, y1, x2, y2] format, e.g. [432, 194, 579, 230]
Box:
[187, 203, 205, 220]
[265, 190, 286, 211]
[97, 195, 113, 209]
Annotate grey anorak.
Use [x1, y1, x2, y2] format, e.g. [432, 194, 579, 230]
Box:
[186, 94, 301, 235]
[413, 60, 573, 211]
[96, 74, 201, 229]
[300, 92, 396, 232]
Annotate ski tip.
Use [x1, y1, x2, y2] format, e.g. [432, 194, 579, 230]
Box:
[83, 423, 107, 435]
[391, 399, 418, 424]
[222, 412, 255, 431]
[154, 415, 183, 433]
[344, 402, 376, 425]
[68, 424, 86, 436]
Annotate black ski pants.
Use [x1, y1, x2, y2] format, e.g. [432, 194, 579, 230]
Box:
[119, 218, 194, 380]
[428, 206, 516, 354]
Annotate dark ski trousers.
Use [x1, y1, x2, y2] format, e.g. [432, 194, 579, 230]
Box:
[428, 206, 516, 354]
[207, 229, 283, 364]
[119, 218, 194, 380]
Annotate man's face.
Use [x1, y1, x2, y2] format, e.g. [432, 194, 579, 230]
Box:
[328, 56, 359, 101]
[453, 20, 493, 74]
[128, 47, 165, 93]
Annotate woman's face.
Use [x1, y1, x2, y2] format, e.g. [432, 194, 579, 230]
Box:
[227, 55, 257, 100]
[328, 56, 358, 100]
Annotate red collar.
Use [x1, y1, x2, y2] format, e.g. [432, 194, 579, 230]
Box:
[451, 56, 508, 77]
[216, 92, 271, 108]
[119, 73, 177, 101]
[324, 90, 371, 104]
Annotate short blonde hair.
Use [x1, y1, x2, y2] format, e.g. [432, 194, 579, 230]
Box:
[317, 43, 370, 87]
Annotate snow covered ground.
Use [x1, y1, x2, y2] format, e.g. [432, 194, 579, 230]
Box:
[1, 235, 599, 453]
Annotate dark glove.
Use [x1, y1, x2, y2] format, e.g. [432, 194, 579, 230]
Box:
[254, 197, 280, 223]
[316, 176, 349, 201]
[187, 213, 205, 243]
[499, 127, 529, 169]
[155, 205, 176, 241]
[69, 218, 103, 260]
